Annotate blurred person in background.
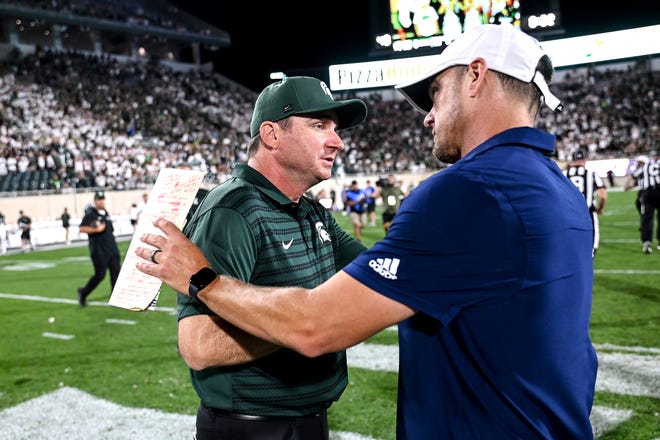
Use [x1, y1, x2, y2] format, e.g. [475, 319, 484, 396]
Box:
[129, 203, 140, 233]
[377, 175, 405, 233]
[17, 210, 34, 252]
[137, 192, 149, 225]
[344, 180, 367, 241]
[315, 188, 334, 210]
[0, 211, 7, 254]
[563, 150, 608, 258]
[364, 179, 377, 226]
[606, 170, 616, 187]
[625, 155, 660, 253]
[76, 191, 121, 306]
[61, 207, 71, 245]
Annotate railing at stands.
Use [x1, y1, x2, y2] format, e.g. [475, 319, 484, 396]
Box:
[1, 214, 134, 252]
[0, 186, 109, 199]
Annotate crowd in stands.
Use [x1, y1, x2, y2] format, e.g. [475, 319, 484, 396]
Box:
[0, 48, 251, 193]
[537, 63, 658, 162]
[2, 0, 219, 36]
[0, 48, 657, 195]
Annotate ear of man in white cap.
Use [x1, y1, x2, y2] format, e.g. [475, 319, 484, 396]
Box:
[396, 22, 563, 114]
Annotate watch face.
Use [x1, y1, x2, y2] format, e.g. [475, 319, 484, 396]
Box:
[189, 267, 217, 300]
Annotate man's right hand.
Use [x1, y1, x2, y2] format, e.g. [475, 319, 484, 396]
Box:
[135, 218, 212, 295]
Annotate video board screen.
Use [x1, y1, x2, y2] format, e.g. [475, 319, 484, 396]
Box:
[371, 0, 524, 53]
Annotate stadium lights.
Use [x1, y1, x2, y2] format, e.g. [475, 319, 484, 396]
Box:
[526, 13, 557, 30]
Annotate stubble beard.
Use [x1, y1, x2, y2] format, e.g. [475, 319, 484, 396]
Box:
[431, 98, 462, 164]
[433, 143, 460, 164]
[431, 69, 465, 165]
[432, 124, 461, 164]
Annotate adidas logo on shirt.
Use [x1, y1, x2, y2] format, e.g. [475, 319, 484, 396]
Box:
[369, 257, 400, 280]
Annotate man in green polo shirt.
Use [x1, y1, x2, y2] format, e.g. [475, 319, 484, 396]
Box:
[178, 76, 368, 439]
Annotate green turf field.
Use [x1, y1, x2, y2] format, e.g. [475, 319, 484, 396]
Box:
[0, 189, 658, 439]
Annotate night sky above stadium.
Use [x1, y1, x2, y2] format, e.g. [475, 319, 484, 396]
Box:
[169, 1, 659, 92]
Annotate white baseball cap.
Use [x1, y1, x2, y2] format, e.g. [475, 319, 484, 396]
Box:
[395, 23, 563, 114]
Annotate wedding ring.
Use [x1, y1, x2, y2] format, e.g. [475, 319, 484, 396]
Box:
[150, 249, 162, 264]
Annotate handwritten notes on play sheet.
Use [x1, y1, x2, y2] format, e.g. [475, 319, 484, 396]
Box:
[109, 168, 205, 311]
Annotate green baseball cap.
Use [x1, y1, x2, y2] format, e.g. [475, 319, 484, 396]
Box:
[250, 76, 368, 137]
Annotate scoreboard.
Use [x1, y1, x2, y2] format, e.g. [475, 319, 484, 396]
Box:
[369, 0, 563, 56]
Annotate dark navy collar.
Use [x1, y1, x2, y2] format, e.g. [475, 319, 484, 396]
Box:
[463, 127, 556, 161]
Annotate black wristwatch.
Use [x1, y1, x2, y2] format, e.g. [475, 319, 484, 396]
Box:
[189, 267, 217, 302]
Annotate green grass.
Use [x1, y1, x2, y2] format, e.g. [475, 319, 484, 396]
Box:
[0, 189, 658, 439]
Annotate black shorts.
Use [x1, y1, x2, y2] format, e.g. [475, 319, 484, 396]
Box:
[382, 211, 396, 223]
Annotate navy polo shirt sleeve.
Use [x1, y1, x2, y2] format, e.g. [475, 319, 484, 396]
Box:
[343, 170, 524, 326]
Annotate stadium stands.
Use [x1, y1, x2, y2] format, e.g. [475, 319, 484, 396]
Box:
[0, 1, 657, 207]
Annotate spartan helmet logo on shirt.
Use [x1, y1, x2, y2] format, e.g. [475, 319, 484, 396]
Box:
[315, 222, 332, 243]
[320, 81, 334, 100]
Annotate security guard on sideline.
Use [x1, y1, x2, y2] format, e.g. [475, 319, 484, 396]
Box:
[77, 191, 121, 305]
